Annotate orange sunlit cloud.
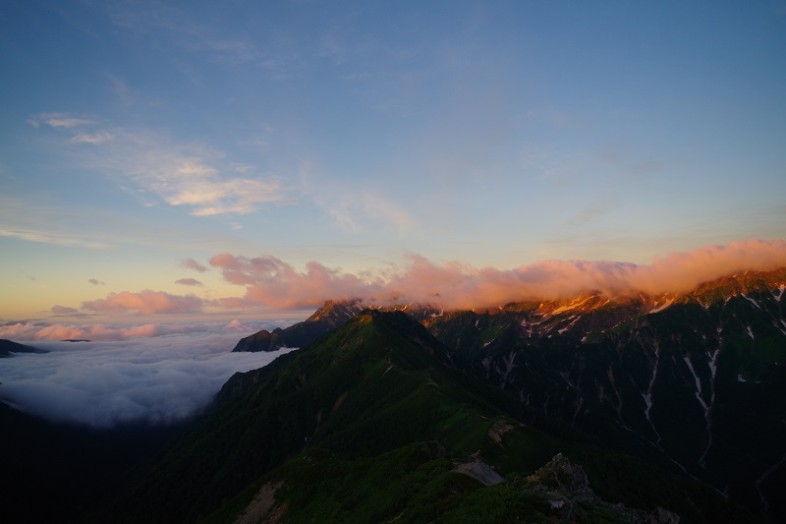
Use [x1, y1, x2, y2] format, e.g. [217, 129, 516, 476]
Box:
[210, 253, 379, 309]
[211, 239, 786, 310]
[34, 238, 786, 332]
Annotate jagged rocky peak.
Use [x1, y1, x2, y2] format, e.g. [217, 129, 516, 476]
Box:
[500, 267, 786, 318]
[685, 266, 786, 306]
[234, 267, 786, 354]
[232, 299, 367, 353]
[498, 292, 655, 322]
[306, 298, 364, 324]
[526, 453, 592, 496]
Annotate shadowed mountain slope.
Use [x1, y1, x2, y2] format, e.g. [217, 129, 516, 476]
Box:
[0, 401, 184, 524]
[94, 311, 756, 523]
[227, 267, 786, 521]
[424, 268, 786, 521]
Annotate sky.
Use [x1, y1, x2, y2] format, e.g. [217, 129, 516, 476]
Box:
[2, 1, 786, 334]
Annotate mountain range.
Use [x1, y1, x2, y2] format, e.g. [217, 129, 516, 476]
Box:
[2, 268, 785, 523]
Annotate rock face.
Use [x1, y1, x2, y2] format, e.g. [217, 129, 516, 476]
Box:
[526, 453, 593, 500]
[525, 453, 680, 524]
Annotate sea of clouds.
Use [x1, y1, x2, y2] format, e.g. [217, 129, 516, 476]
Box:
[0, 328, 297, 429]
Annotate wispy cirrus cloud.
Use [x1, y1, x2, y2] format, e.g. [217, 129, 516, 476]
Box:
[91, 129, 287, 216]
[0, 226, 110, 250]
[105, 0, 299, 74]
[0, 194, 238, 251]
[28, 112, 95, 129]
[324, 192, 415, 234]
[0, 195, 113, 250]
[300, 164, 416, 234]
[165, 176, 284, 216]
[71, 131, 114, 144]
[29, 118, 289, 217]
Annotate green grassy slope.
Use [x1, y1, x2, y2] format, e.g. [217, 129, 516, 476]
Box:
[95, 311, 757, 523]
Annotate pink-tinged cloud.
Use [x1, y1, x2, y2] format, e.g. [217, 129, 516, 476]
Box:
[628, 239, 786, 294]
[0, 321, 212, 341]
[82, 290, 203, 315]
[210, 253, 381, 309]
[175, 278, 204, 287]
[181, 257, 208, 273]
[210, 239, 786, 310]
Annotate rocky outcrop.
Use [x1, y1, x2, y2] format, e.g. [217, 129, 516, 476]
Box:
[525, 453, 680, 524]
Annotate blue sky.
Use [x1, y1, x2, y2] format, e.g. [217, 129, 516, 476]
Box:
[2, 1, 786, 329]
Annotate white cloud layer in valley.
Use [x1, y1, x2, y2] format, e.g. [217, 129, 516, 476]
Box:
[0, 331, 296, 428]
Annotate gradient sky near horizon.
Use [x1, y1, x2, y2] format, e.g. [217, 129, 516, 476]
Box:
[2, 1, 786, 330]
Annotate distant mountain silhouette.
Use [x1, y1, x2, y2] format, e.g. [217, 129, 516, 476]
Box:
[0, 339, 45, 358]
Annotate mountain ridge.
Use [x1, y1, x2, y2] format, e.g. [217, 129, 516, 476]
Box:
[233, 267, 786, 354]
[227, 267, 786, 521]
[95, 310, 755, 523]
[3, 267, 783, 522]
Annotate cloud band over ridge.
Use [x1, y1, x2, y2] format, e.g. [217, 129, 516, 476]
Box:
[210, 239, 786, 311]
[8, 238, 784, 338]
